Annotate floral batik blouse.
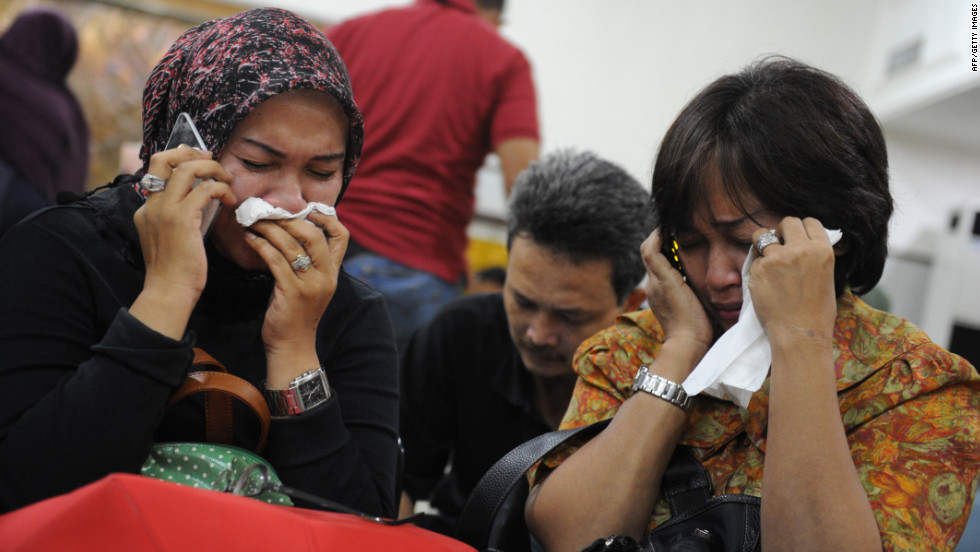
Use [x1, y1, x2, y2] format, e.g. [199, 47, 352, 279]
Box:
[530, 291, 980, 551]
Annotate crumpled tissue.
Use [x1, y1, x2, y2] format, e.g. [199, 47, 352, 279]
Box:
[235, 197, 336, 227]
[681, 228, 843, 408]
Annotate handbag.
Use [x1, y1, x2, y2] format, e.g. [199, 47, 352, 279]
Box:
[581, 444, 760, 552]
[140, 348, 292, 505]
[454, 419, 760, 552]
[0, 473, 477, 552]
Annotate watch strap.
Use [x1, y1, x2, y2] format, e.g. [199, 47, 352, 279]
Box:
[630, 366, 691, 410]
[264, 367, 330, 417]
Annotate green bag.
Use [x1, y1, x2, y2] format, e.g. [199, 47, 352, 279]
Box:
[141, 349, 291, 506]
[142, 443, 292, 505]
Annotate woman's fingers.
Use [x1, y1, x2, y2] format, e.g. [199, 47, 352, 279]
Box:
[307, 211, 349, 268]
[246, 221, 309, 282]
[245, 215, 343, 352]
[640, 229, 712, 348]
[801, 217, 832, 244]
[245, 214, 345, 283]
[641, 230, 680, 284]
[145, 158, 235, 203]
[752, 217, 831, 258]
[144, 145, 210, 182]
[749, 217, 837, 337]
[640, 230, 663, 273]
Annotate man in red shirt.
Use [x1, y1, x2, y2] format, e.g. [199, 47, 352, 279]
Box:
[327, 0, 540, 350]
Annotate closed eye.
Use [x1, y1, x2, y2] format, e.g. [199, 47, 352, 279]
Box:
[676, 237, 705, 250]
[515, 297, 536, 310]
[308, 168, 336, 179]
[724, 228, 762, 249]
[557, 312, 591, 326]
[240, 158, 272, 171]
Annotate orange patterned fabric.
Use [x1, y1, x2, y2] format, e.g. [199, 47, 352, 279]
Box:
[529, 291, 980, 551]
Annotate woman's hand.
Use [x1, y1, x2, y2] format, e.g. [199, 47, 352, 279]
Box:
[244, 211, 349, 388]
[749, 217, 837, 346]
[753, 224, 882, 552]
[640, 230, 712, 363]
[130, 146, 236, 339]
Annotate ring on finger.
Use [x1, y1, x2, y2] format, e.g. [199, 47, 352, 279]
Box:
[290, 254, 313, 272]
[755, 231, 780, 255]
[139, 173, 167, 193]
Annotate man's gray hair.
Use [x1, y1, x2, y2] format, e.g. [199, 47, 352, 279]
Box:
[506, 149, 655, 303]
[473, 0, 504, 12]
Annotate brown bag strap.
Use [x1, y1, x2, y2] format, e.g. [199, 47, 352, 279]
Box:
[192, 348, 228, 373]
[186, 349, 234, 445]
[167, 348, 271, 454]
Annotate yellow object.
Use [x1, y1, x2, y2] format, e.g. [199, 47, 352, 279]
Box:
[466, 237, 508, 274]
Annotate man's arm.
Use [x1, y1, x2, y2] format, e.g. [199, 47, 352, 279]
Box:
[496, 137, 539, 196]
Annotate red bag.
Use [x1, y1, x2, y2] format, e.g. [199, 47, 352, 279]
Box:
[0, 473, 476, 551]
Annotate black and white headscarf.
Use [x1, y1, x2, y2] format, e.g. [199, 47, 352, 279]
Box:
[138, 7, 364, 202]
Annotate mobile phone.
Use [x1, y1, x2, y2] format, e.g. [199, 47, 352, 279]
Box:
[165, 112, 220, 236]
[662, 235, 688, 283]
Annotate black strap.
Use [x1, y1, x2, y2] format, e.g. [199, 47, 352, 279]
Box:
[454, 419, 611, 549]
[454, 418, 718, 550]
[661, 447, 714, 516]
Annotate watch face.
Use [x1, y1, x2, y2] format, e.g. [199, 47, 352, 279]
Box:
[299, 377, 327, 407]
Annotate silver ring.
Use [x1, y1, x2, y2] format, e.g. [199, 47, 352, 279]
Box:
[290, 255, 312, 272]
[139, 173, 166, 193]
[755, 232, 780, 255]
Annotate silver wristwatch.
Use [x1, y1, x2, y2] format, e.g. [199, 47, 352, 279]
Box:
[264, 367, 331, 417]
[630, 366, 691, 410]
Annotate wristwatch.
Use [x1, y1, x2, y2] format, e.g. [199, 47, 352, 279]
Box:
[264, 367, 331, 417]
[631, 366, 691, 410]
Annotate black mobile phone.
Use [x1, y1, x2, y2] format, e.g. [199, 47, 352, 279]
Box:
[662, 235, 688, 283]
[165, 112, 220, 236]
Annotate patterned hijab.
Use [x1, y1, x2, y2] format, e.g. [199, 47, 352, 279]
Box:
[139, 7, 364, 202]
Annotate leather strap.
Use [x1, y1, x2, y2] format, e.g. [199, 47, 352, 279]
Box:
[661, 447, 714, 516]
[454, 418, 718, 551]
[189, 348, 233, 445]
[454, 419, 611, 549]
[192, 348, 228, 373]
[166, 348, 271, 454]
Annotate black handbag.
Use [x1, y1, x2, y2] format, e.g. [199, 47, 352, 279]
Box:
[454, 419, 760, 552]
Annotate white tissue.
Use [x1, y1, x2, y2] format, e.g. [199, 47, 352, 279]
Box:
[234, 197, 336, 227]
[681, 228, 843, 408]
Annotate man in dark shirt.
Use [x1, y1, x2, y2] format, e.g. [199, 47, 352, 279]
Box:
[398, 150, 656, 532]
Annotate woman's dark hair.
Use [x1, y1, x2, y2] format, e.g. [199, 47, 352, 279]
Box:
[652, 56, 892, 295]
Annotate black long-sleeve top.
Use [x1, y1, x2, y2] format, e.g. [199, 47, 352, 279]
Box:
[400, 293, 551, 520]
[0, 178, 399, 516]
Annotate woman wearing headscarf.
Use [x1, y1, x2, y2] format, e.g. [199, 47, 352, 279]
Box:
[0, 8, 398, 517]
[0, 7, 90, 235]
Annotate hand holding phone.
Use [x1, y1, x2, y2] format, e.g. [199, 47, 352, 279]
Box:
[165, 113, 220, 236]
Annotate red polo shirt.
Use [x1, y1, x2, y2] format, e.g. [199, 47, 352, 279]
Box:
[327, 0, 539, 283]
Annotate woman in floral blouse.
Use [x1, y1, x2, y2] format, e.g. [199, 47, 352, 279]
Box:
[525, 57, 980, 552]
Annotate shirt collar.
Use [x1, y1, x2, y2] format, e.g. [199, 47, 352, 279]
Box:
[419, 0, 478, 15]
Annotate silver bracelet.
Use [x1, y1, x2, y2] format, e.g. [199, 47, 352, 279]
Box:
[630, 366, 691, 410]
